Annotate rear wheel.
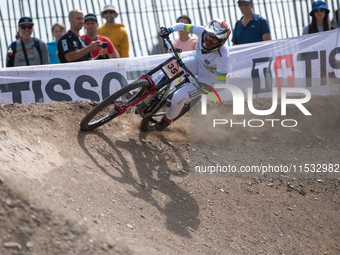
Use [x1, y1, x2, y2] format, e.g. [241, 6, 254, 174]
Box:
[140, 96, 201, 132]
[80, 79, 151, 131]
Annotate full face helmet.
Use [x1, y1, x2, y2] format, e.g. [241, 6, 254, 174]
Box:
[201, 19, 231, 54]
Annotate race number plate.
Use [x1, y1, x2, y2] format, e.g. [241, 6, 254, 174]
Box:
[162, 59, 182, 79]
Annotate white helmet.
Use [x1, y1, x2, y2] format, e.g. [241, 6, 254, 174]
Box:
[201, 19, 231, 54]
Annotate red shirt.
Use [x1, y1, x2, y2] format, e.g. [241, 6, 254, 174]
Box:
[81, 35, 116, 58]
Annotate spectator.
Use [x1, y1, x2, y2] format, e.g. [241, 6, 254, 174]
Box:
[57, 9, 102, 63]
[231, 0, 271, 45]
[172, 15, 197, 52]
[302, 0, 335, 35]
[6, 17, 49, 67]
[81, 13, 119, 59]
[97, 4, 129, 58]
[47, 22, 66, 64]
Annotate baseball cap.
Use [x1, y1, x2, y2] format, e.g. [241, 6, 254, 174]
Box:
[84, 13, 98, 22]
[18, 17, 34, 26]
[310, 0, 330, 16]
[101, 4, 118, 17]
[237, 0, 252, 3]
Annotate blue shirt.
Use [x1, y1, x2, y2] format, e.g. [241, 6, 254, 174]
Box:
[231, 14, 270, 45]
[47, 41, 60, 64]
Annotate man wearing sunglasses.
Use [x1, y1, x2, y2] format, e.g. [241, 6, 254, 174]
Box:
[231, 0, 271, 45]
[58, 10, 104, 63]
[81, 13, 120, 59]
[97, 4, 129, 58]
[6, 17, 49, 67]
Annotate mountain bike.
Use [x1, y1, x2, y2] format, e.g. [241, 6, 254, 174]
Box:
[80, 36, 204, 132]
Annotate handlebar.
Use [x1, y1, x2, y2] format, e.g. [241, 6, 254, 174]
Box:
[163, 36, 198, 83]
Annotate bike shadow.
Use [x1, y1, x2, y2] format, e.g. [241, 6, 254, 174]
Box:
[77, 130, 200, 238]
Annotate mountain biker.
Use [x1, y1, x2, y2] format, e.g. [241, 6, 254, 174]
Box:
[154, 19, 231, 132]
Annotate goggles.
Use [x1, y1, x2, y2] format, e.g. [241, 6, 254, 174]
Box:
[203, 33, 220, 48]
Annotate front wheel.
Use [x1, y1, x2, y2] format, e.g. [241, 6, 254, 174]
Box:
[140, 96, 201, 132]
[80, 79, 151, 131]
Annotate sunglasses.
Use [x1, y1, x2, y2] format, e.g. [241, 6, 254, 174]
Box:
[314, 8, 325, 13]
[238, 2, 251, 7]
[20, 25, 33, 30]
[103, 10, 115, 15]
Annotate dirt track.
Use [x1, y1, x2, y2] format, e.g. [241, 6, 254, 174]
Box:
[0, 96, 340, 254]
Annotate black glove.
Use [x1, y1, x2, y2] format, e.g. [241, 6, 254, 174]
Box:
[160, 27, 172, 38]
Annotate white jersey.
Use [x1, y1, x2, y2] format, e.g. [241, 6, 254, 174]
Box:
[170, 23, 229, 83]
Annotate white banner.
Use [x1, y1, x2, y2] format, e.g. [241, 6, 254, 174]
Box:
[1, 29, 340, 104]
[227, 28, 340, 98]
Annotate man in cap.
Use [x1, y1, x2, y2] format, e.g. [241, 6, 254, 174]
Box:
[6, 17, 49, 67]
[81, 13, 120, 59]
[58, 9, 103, 63]
[232, 0, 271, 45]
[97, 4, 129, 58]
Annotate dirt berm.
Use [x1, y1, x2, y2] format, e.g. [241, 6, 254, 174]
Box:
[0, 95, 339, 254]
